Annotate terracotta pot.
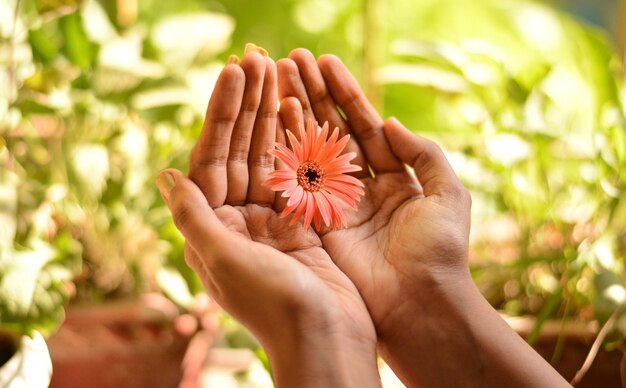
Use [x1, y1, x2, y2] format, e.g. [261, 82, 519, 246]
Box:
[47, 295, 192, 388]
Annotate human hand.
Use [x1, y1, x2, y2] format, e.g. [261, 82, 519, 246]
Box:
[277, 47, 472, 346]
[277, 49, 569, 388]
[157, 51, 381, 387]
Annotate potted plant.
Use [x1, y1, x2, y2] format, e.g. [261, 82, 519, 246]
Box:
[0, 134, 75, 387]
[1, 0, 237, 386]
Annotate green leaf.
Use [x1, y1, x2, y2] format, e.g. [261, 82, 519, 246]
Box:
[59, 11, 94, 69]
[28, 28, 58, 64]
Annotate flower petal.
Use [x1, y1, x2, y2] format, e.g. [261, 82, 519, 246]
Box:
[326, 174, 365, 188]
[267, 169, 297, 179]
[266, 178, 298, 192]
[286, 130, 303, 161]
[322, 190, 347, 228]
[313, 191, 332, 227]
[289, 196, 308, 225]
[323, 187, 358, 210]
[313, 210, 322, 231]
[287, 185, 304, 207]
[314, 122, 330, 157]
[270, 143, 299, 170]
[303, 191, 315, 230]
[281, 200, 299, 218]
[318, 133, 350, 164]
[325, 177, 364, 198]
[265, 119, 365, 230]
[297, 123, 308, 160]
[305, 120, 317, 160]
[324, 152, 361, 174]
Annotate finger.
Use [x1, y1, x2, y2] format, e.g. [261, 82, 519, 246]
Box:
[279, 96, 304, 135]
[276, 115, 288, 147]
[157, 169, 229, 257]
[383, 117, 465, 198]
[225, 52, 266, 206]
[247, 57, 278, 206]
[276, 58, 315, 122]
[189, 65, 245, 207]
[318, 54, 403, 173]
[288, 49, 348, 133]
[289, 49, 368, 176]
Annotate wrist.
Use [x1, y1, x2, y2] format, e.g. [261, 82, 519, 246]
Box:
[263, 323, 381, 388]
[376, 266, 569, 387]
[376, 267, 482, 384]
[378, 265, 474, 341]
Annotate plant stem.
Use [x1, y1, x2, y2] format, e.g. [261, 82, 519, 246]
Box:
[550, 296, 571, 365]
[570, 303, 623, 385]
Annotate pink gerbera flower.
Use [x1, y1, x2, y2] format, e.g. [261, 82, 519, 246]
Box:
[264, 120, 364, 230]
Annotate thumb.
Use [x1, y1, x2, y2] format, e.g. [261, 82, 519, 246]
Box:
[156, 169, 226, 252]
[383, 117, 464, 197]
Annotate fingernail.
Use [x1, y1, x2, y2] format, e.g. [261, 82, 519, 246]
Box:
[227, 54, 241, 65]
[244, 43, 257, 54]
[244, 42, 268, 57]
[256, 46, 269, 57]
[156, 171, 176, 203]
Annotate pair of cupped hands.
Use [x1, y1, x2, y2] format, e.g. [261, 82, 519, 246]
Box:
[156, 47, 472, 386]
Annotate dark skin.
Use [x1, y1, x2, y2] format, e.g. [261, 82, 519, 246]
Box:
[158, 48, 570, 387]
[275, 48, 570, 387]
[276, 48, 472, 335]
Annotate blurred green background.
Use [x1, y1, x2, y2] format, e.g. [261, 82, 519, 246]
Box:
[1, 0, 625, 378]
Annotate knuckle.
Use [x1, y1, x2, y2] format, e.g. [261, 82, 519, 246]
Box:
[197, 147, 229, 166]
[241, 102, 259, 114]
[249, 153, 274, 168]
[211, 115, 238, 129]
[358, 125, 382, 141]
[231, 130, 251, 145]
[412, 139, 443, 171]
[228, 149, 249, 163]
[338, 90, 359, 108]
[198, 155, 228, 167]
[308, 86, 329, 105]
[422, 138, 442, 155]
[257, 109, 277, 121]
[445, 182, 471, 207]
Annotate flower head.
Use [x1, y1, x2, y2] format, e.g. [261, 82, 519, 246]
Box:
[264, 120, 364, 230]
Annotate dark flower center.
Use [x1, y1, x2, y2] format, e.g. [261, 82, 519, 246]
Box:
[304, 168, 319, 184]
[297, 161, 325, 192]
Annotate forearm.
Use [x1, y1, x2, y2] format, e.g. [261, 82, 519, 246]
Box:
[378, 271, 570, 388]
[264, 328, 382, 388]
